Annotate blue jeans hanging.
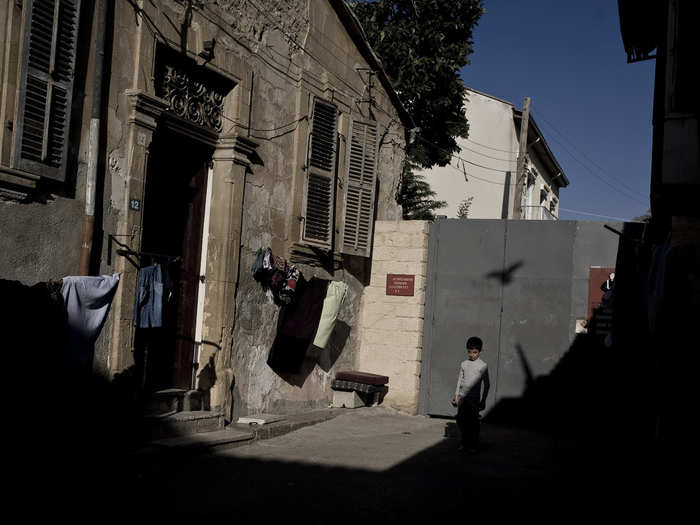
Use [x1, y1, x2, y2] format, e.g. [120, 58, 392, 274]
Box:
[133, 264, 164, 328]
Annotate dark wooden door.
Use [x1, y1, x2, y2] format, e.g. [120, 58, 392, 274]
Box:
[140, 130, 210, 391]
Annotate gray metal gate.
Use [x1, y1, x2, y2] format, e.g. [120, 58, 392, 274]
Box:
[419, 219, 621, 416]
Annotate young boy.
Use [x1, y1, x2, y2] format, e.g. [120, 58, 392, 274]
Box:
[453, 336, 490, 453]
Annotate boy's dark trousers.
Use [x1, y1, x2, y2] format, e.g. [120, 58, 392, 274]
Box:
[456, 399, 480, 448]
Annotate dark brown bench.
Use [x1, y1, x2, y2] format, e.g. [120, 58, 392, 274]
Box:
[331, 371, 389, 407]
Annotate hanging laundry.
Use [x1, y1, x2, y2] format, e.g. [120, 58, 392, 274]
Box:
[133, 265, 164, 328]
[252, 247, 304, 306]
[161, 258, 176, 307]
[251, 248, 265, 275]
[312, 281, 348, 349]
[272, 252, 288, 273]
[62, 274, 120, 370]
[267, 277, 330, 373]
[279, 265, 301, 305]
[262, 248, 273, 270]
[253, 247, 280, 283]
[269, 270, 285, 293]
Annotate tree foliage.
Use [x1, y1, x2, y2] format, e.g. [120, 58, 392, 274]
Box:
[457, 196, 474, 218]
[397, 161, 447, 220]
[351, 0, 484, 168]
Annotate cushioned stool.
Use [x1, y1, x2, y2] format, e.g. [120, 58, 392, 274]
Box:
[331, 371, 389, 408]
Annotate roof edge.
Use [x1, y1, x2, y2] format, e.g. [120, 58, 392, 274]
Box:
[329, 0, 415, 129]
[464, 86, 515, 107]
[513, 109, 570, 188]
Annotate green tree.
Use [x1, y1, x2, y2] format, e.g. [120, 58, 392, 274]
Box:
[351, 0, 484, 168]
[457, 196, 474, 218]
[397, 161, 447, 220]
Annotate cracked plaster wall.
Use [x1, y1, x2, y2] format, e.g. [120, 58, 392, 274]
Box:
[1, 0, 406, 410]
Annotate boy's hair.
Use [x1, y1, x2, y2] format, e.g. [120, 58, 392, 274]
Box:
[466, 336, 483, 351]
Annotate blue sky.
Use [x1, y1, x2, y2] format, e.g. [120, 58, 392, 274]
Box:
[460, 0, 655, 221]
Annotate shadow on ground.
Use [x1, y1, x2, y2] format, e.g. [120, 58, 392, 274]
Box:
[3, 278, 669, 519]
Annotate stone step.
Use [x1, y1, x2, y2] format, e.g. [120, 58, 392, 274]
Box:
[145, 389, 208, 416]
[144, 410, 224, 441]
[132, 408, 345, 458]
[150, 427, 255, 451]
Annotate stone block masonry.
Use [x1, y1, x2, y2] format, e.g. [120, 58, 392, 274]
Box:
[357, 220, 429, 414]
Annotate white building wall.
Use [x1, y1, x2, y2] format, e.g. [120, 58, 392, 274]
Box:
[524, 149, 561, 220]
[419, 89, 519, 219]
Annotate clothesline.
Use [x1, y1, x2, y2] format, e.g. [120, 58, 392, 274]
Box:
[107, 234, 182, 266]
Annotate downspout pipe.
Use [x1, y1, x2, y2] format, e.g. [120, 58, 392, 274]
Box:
[79, 0, 108, 275]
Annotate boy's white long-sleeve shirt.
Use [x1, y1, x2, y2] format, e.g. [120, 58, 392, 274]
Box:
[455, 358, 490, 404]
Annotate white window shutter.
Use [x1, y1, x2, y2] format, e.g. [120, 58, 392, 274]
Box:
[341, 119, 378, 257]
[301, 98, 338, 248]
[14, 0, 81, 181]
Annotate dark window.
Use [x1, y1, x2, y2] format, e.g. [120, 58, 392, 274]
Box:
[302, 98, 338, 248]
[13, 0, 80, 181]
[341, 119, 378, 257]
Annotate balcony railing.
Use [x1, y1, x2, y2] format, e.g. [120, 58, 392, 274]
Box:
[523, 205, 557, 220]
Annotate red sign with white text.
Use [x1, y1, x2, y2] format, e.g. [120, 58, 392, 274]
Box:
[386, 274, 415, 296]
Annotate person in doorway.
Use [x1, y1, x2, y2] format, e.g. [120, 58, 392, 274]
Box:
[600, 272, 615, 293]
[453, 336, 490, 453]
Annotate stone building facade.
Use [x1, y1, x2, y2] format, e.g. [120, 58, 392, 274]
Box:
[0, 0, 409, 421]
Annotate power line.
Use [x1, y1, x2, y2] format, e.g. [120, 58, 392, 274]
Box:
[122, 1, 368, 141]
[463, 136, 519, 154]
[528, 111, 648, 206]
[399, 138, 512, 185]
[417, 136, 513, 173]
[458, 142, 517, 163]
[558, 207, 636, 222]
[243, 0, 371, 105]
[126, 0, 648, 213]
[530, 107, 649, 200]
[241, 0, 409, 123]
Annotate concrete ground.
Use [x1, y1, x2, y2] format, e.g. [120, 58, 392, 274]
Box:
[98, 406, 658, 520]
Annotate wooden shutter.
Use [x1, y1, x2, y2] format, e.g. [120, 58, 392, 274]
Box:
[301, 98, 338, 248]
[13, 0, 80, 181]
[341, 119, 378, 257]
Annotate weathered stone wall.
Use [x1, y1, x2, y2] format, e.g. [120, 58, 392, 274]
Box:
[357, 220, 429, 414]
[1, 0, 406, 417]
[1, 0, 114, 372]
[222, 0, 406, 418]
[0, 0, 96, 284]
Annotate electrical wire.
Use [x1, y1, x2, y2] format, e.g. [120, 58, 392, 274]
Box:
[124, 0, 648, 214]
[558, 207, 636, 222]
[241, 0, 404, 122]
[416, 136, 513, 173]
[530, 107, 649, 201]
[127, 0, 404, 135]
[197, 0, 399, 124]
[243, 0, 370, 102]
[458, 142, 517, 163]
[392, 138, 512, 185]
[463, 136, 519, 153]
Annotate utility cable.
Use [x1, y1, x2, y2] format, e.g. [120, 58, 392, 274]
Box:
[126, 0, 645, 216]
[530, 107, 649, 200]
[463, 136, 519, 154]
[458, 143, 517, 163]
[416, 136, 513, 173]
[558, 207, 637, 222]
